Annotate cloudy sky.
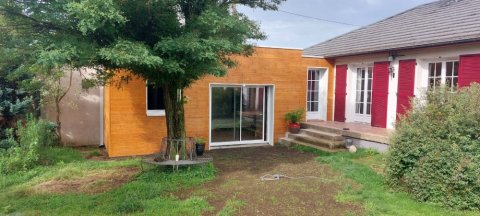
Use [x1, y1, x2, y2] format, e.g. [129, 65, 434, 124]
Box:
[238, 0, 436, 49]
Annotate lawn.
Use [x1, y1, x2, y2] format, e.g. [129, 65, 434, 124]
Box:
[1, 146, 480, 216]
[0, 147, 216, 215]
[291, 145, 480, 216]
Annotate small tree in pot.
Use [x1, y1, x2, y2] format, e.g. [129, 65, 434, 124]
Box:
[284, 109, 305, 134]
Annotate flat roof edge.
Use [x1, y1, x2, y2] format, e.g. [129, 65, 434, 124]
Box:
[255, 45, 303, 51]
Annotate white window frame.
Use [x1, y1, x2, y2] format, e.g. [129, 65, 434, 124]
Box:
[354, 66, 373, 116]
[305, 67, 329, 121]
[146, 82, 166, 117]
[426, 60, 459, 92]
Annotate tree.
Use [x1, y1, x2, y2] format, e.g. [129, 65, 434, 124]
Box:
[38, 67, 76, 146]
[0, 0, 285, 152]
[0, 14, 40, 140]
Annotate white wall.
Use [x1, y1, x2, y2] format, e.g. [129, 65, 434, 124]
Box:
[334, 42, 480, 129]
[42, 69, 103, 146]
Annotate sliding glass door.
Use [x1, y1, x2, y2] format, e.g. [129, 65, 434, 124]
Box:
[211, 86, 266, 144]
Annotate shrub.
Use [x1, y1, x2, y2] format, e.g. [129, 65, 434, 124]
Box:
[284, 108, 305, 124]
[0, 128, 17, 150]
[0, 115, 57, 173]
[386, 84, 480, 210]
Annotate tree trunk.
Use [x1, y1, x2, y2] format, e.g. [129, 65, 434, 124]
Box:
[55, 98, 63, 146]
[163, 84, 186, 159]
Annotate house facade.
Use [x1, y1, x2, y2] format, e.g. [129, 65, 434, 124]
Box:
[101, 0, 480, 157]
[304, 0, 480, 129]
[103, 47, 334, 157]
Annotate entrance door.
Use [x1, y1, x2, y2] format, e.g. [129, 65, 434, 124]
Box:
[353, 66, 373, 123]
[210, 86, 268, 146]
[306, 68, 328, 120]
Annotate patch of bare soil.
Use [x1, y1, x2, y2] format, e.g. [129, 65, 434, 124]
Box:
[35, 167, 140, 194]
[75, 146, 110, 161]
[179, 146, 364, 216]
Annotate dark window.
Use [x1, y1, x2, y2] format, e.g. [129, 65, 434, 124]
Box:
[147, 83, 165, 110]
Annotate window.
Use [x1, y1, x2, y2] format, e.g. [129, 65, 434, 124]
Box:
[146, 82, 165, 116]
[355, 67, 373, 115]
[307, 69, 321, 112]
[446, 61, 459, 92]
[428, 62, 442, 91]
[427, 61, 459, 92]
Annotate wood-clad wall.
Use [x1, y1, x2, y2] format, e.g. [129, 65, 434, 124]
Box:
[104, 47, 334, 157]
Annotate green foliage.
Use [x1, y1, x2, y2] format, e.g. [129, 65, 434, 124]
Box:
[0, 88, 33, 119]
[195, 137, 206, 145]
[386, 84, 480, 210]
[0, 0, 285, 140]
[0, 115, 57, 173]
[284, 108, 305, 124]
[0, 128, 16, 149]
[0, 0, 285, 88]
[0, 14, 41, 138]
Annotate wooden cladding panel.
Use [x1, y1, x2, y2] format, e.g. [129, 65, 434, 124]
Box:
[105, 47, 334, 157]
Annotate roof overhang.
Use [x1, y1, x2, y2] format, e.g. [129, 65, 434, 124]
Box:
[306, 38, 480, 59]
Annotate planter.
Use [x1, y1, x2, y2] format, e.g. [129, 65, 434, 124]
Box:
[288, 123, 301, 134]
[196, 143, 205, 156]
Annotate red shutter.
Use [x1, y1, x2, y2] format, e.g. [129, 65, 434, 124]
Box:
[371, 62, 390, 128]
[459, 54, 480, 87]
[396, 60, 416, 120]
[334, 65, 347, 122]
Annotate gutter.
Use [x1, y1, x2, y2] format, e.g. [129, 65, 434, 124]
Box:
[99, 86, 105, 148]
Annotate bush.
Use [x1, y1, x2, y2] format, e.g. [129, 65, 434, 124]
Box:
[0, 115, 57, 173]
[284, 108, 305, 124]
[386, 84, 480, 210]
[0, 128, 17, 150]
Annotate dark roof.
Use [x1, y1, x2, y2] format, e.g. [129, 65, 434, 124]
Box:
[303, 0, 480, 58]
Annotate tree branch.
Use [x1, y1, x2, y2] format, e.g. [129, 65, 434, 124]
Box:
[0, 10, 67, 31]
[58, 69, 74, 102]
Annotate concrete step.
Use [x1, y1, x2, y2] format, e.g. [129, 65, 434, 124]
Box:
[287, 133, 345, 149]
[279, 137, 345, 153]
[301, 122, 343, 134]
[300, 128, 344, 142]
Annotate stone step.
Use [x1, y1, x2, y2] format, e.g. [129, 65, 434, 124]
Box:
[287, 133, 345, 149]
[301, 122, 343, 134]
[279, 137, 345, 153]
[300, 128, 344, 142]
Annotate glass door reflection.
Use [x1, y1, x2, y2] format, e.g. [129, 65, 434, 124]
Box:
[211, 86, 241, 143]
[211, 86, 266, 144]
[241, 87, 264, 141]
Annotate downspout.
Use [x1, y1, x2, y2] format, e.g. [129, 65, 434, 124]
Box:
[99, 86, 105, 148]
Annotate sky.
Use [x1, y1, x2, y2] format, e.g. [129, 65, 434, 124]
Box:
[238, 0, 436, 49]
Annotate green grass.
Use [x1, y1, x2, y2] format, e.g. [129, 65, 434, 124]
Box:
[216, 199, 245, 216]
[291, 145, 480, 216]
[0, 147, 216, 215]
